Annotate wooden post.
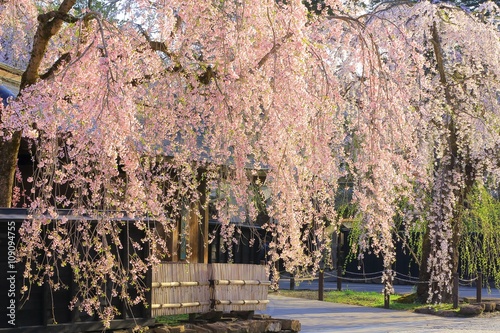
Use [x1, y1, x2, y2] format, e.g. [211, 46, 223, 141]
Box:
[476, 271, 482, 303]
[121, 221, 130, 319]
[70, 269, 80, 323]
[43, 277, 50, 326]
[144, 230, 152, 320]
[452, 273, 459, 309]
[198, 173, 209, 264]
[318, 270, 324, 301]
[337, 266, 342, 291]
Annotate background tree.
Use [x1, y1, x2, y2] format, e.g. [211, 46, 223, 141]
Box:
[370, 0, 494, 10]
[361, 0, 500, 302]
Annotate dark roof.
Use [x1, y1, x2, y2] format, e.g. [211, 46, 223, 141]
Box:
[0, 85, 15, 106]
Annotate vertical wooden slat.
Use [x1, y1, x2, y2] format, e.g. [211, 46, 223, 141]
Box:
[144, 237, 152, 320]
[198, 175, 209, 264]
[121, 221, 130, 320]
[215, 231, 220, 263]
[43, 277, 50, 326]
[70, 267, 79, 323]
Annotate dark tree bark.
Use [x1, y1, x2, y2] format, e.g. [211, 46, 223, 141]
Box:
[0, 0, 77, 207]
[0, 132, 21, 207]
[417, 21, 475, 303]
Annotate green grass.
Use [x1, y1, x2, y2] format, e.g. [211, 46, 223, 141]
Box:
[275, 289, 458, 312]
[155, 314, 189, 326]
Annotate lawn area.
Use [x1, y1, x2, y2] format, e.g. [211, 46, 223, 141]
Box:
[155, 314, 189, 326]
[275, 289, 457, 312]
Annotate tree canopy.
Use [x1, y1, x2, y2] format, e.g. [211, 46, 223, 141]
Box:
[1, 0, 500, 325]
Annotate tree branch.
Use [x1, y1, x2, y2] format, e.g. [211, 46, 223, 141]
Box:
[257, 32, 294, 70]
[138, 24, 294, 86]
[40, 53, 72, 80]
[21, 0, 77, 90]
[38, 11, 79, 25]
[148, 41, 176, 59]
[431, 22, 447, 87]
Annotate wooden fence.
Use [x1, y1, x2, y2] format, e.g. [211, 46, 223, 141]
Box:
[151, 263, 211, 316]
[0, 210, 154, 332]
[211, 263, 270, 312]
[0, 210, 270, 332]
[151, 263, 270, 316]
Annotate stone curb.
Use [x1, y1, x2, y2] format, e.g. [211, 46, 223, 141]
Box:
[145, 317, 301, 333]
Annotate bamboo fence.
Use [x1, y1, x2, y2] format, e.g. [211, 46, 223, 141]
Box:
[210, 263, 270, 312]
[151, 263, 270, 316]
[151, 263, 211, 316]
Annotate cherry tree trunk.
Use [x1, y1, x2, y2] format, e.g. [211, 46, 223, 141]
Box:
[416, 22, 457, 303]
[0, 132, 21, 207]
[417, 226, 432, 302]
[416, 21, 475, 303]
[417, 209, 461, 303]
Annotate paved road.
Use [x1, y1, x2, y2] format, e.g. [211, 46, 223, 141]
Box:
[260, 294, 500, 333]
